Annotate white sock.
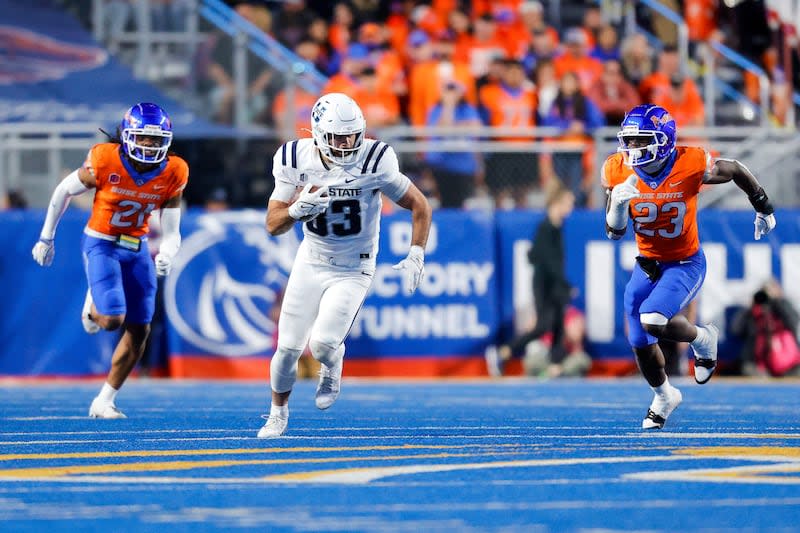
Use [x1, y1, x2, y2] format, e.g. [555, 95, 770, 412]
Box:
[270, 403, 289, 418]
[691, 326, 709, 347]
[652, 377, 672, 397]
[97, 382, 118, 403]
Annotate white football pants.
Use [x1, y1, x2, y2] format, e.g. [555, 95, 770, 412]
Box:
[270, 241, 373, 392]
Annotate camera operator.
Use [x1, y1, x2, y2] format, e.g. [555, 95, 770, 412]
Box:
[731, 279, 800, 377]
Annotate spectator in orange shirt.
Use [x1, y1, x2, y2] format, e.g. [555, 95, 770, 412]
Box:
[492, 5, 529, 59]
[553, 27, 603, 92]
[685, 0, 718, 43]
[408, 31, 475, 127]
[587, 59, 641, 125]
[355, 66, 401, 131]
[357, 22, 407, 98]
[272, 88, 318, 141]
[479, 58, 539, 208]
[445, 8, 474, 58]
[456, 13, 507, 79]
[323, 43, 369, 97]
[639, 46, 701, 104]
[651, 72, 705, 128]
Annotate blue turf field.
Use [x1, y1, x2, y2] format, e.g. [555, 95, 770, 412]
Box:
[1, 378, 799, 532]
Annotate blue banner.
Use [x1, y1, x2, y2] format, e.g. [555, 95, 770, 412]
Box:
[2, 208, 798, 375]
[0, 0, 236, 137]
[164, 209, 498, 360]
[346, 209, 497, 358]
[495, 209, 799, 362]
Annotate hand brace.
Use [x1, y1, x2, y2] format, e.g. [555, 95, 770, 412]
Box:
[606, 174, 641, 230]
[32, 239, 55, 267]
[754, 212, 776, 240]
[392, 245, 425, 295]
[288, 184, 330, 221]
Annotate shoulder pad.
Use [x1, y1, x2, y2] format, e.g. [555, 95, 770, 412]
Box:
[279, 140, 300, 169]
[359, 141, 394, 175]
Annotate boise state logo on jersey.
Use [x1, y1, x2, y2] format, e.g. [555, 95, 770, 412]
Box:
[164, 211, 301, 356]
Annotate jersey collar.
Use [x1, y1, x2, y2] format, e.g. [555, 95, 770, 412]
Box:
[633, 150, 677, 190]
[118, 146, 168, 186]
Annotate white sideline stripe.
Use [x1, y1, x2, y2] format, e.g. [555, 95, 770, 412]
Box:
[264, 455, 695, 484]
[626, 461, 800, 484]
[2, 431, 799, 445]
[0, 440, 126, 445]
[2, 428, 798, 438]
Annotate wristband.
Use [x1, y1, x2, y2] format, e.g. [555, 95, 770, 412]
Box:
[748, 187, 774, 215]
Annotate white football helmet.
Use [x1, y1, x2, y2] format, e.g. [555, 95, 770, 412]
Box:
[311, 93, 366, 166]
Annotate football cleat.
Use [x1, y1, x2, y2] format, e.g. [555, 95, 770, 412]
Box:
[81, 289, 101, 334]
[484, 345, 503, 377]
[642, 386, 682, 430]
[89, 398, 127, 419]
[257, 414, 288, 438]
[692, 324, 719, 384]
[315, 358, 343, 410]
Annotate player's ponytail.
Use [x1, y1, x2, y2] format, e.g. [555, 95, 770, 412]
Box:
[98, 127, 123, 145]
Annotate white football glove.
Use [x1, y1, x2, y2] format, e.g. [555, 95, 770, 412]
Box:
[610, 174, 641, 209]
[754, 212, 776, 240]
[32, 238, 55, 267]
[288, 184, 330, 221]
[154, 253, 173, 277]
[392, 245, 425, 295]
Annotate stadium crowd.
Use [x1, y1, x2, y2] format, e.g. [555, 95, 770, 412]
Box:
[51, 0, 787, 210]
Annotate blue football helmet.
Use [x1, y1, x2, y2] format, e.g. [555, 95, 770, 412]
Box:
[617, 104, 676, 167]
[120, 102, 173, 164]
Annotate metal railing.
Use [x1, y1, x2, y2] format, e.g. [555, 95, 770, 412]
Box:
[5, 123, 800, 209]
[91, 0, 328, 131]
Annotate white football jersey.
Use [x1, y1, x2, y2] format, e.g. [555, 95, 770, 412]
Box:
[270, 138, 411, 265]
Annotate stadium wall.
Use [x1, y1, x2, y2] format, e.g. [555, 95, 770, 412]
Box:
[2, 208, 797, 378]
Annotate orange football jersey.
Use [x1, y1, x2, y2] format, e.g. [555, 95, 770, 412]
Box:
[602, 146, 711, 262]
[84, 143, 188, 238]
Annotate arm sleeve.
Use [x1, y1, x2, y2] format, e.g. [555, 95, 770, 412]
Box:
[158, 207, 181, 257]
[39, 169, 90, 240]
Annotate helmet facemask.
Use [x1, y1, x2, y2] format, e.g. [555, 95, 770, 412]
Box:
[122, 127, 173, 164]
[313, 128, 364, 166]
[617, 127, 670, 168]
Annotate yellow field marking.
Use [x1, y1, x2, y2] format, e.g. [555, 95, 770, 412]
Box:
[676, 447, 800, 458]
[0, 443, 521, 462]
[0, 451, 525, 479]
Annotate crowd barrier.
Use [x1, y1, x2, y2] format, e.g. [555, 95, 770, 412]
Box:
[3, 208, 797, 378]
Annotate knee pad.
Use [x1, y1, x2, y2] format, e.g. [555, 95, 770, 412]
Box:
[640, 312, 668, 337]
[270, 346, 303, 393]
[309, 338, 344, 368]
